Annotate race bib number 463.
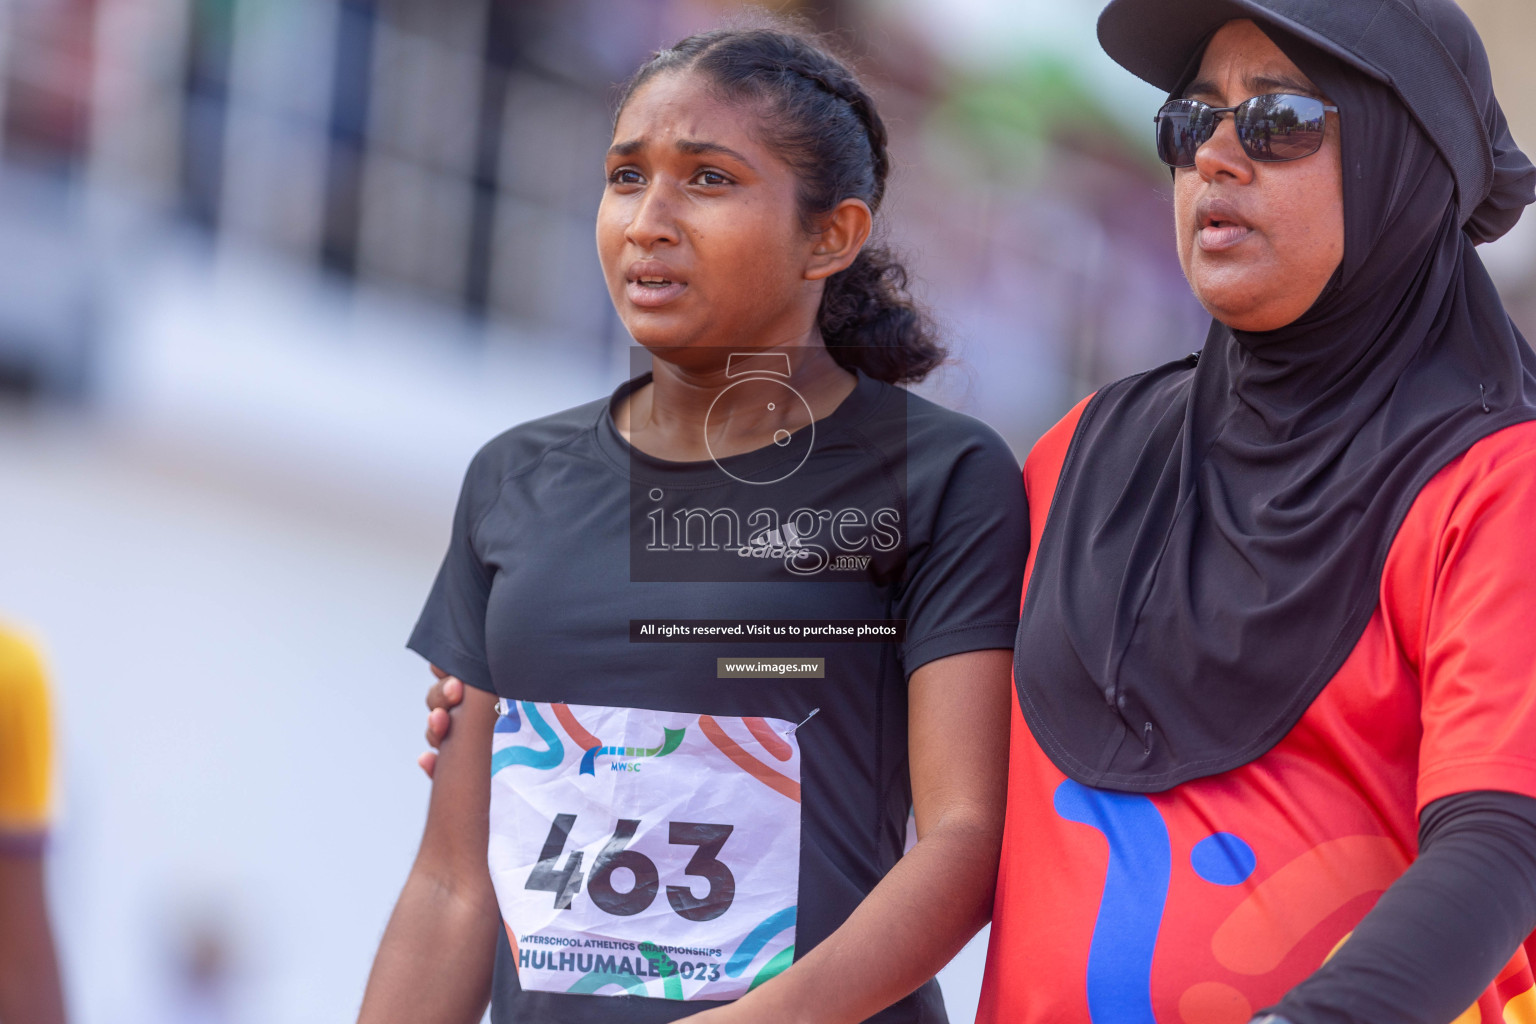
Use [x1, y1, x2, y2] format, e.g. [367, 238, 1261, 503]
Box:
[488, 700, 803, 1001]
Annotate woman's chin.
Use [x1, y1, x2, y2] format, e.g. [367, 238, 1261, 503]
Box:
[1208, 309, 1290, 333]
[1189, 261, 1335, 334]
[1194, 286, 1309, 334]
[620, 319, 697, 352]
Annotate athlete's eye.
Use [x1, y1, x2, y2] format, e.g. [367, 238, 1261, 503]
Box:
[694, 169, 731, 187]
[607, 168, 643, 186]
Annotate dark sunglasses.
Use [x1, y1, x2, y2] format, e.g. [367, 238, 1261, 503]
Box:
[1154, 93, 1338, 168]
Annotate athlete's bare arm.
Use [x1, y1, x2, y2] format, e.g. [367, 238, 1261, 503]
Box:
[0, 852, 67, 1024]
[695, 647, 1011, 1024]
[358, 680, 500, 1024]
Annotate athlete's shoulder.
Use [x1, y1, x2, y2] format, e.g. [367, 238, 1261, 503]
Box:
[466, 393, 613, 485]
[886, 382, 1021, 469]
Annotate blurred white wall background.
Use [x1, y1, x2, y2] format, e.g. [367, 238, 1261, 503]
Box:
[0, 1, 1531, 1021]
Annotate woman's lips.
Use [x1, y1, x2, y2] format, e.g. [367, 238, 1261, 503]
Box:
[1194, 196, 1255, 253]
[1198, 223, 1254, 252]
[625, 279, 688, 308]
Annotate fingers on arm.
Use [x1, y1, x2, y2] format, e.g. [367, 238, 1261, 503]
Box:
[425, 707, 451, 748]
[422, 669, 466, 760]
[425, 669, 465, 713]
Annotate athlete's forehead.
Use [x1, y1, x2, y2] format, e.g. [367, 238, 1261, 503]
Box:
[609, 71, 767, 170]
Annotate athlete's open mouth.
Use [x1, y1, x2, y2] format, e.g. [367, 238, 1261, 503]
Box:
[625, 261, 689, 307]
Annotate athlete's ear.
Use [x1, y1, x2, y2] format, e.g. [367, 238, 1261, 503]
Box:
[805, 198, 872, 282]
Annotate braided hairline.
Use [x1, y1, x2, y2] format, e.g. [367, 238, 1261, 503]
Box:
[790, 64, 860, 110]
[775, 60, 889, 206]
[631, 30, 888, 197]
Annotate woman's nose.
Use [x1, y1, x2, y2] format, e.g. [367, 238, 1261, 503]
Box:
[1193, 115, 1256, 184]
[626, 183, 680, 249]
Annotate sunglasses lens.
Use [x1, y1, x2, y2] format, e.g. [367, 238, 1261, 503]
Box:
[1156, 100, 1212, 167]
[1235, 94, 1328, 161]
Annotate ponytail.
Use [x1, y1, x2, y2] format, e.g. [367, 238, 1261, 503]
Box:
[819, 245, 944, 383]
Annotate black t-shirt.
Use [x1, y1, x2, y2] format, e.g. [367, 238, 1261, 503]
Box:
[409, 370, 1028, 1023]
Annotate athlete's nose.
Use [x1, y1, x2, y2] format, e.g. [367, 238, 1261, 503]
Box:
[626, 181, 680, 249]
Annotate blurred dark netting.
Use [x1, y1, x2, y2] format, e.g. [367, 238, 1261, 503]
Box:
[180, 0, 234, 229]
[0, 0, 98, 399]
[162, 0, 872, 342]
[319, 0, 375, 278]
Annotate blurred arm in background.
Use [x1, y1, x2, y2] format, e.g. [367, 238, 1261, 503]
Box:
[0, 629, 67, 1024]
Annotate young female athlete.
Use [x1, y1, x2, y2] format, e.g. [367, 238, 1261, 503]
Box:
[980, 2, 1536, 1023]
[359, 23, 1027, 1024]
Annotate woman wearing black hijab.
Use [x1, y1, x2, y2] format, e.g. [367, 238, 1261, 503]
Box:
[979, 2, 1536, 1023]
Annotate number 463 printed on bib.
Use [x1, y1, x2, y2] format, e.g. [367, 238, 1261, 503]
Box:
[489, 700, 804, 1001]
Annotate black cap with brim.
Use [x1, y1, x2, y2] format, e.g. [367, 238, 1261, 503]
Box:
[1096, 0, 1496, 228]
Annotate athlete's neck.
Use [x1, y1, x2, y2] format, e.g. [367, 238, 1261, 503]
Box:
[616, 341, 856, 463]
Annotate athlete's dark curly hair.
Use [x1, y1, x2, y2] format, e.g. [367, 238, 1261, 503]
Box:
[617, 22, 945, 385]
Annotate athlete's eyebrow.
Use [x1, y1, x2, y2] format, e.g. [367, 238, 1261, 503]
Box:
[674, 139, 753, 166]
[605, 137, 755, 168]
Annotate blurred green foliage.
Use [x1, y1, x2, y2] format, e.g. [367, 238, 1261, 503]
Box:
[929, 52, 1157, 182]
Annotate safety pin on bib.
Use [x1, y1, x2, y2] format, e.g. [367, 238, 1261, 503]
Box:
[790, 707, 820, 733]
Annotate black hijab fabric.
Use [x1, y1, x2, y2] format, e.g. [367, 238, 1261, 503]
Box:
[1013, 11, 1536, 792]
